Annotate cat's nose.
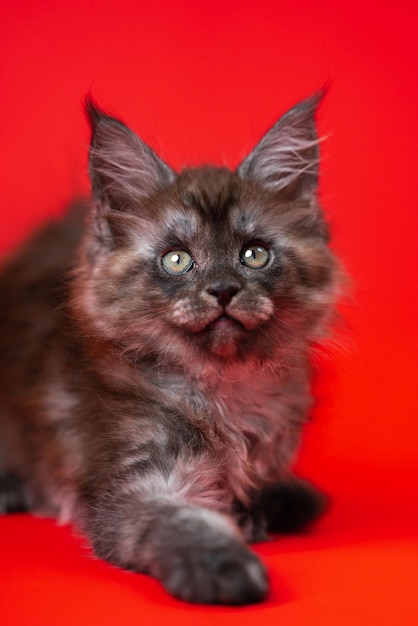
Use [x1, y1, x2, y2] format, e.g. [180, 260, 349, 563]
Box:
[206, 283, 240, 306]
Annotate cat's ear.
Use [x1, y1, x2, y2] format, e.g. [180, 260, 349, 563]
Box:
[85, 97, 175, 211]
[237, 93, 324, 201]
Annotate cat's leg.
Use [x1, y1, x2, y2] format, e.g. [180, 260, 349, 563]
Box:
[254, 477, 329, 535]
[233, 478, 328, 540]
[0, 474, 28, 514]
[82, 458, 268, 605]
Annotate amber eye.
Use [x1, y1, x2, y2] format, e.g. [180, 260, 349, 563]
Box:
[162, 250, 194, 275]
[240, 245, 270, 269]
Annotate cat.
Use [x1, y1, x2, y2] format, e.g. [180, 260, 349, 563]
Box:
[0, 93, 341, 605]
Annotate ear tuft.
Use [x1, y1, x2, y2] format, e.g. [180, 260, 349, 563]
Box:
[238, 92, 325, 200]
[84, 93, 102, 133]
[84, 95, 175, 210]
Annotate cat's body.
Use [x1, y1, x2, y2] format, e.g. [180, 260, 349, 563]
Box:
[0, 95, 340, 604]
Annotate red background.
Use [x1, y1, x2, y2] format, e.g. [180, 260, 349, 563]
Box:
[1, 1, 417, 624]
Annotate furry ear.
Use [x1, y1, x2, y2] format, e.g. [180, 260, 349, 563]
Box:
[85, 96, 175, 211]
[237, 93, 324, 200]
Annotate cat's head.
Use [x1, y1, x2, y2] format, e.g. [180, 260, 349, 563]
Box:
[73, 95, 339, 370]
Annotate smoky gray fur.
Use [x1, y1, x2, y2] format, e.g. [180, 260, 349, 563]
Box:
[0, 93, 341, 605]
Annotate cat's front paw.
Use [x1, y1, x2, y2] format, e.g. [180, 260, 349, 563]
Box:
[257, 478, 329, 534]
[159, 542, 268, 605]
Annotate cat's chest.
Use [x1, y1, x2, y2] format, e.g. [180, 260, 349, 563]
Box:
[159, 366, 283, 427]
[159, 365, 310, 502]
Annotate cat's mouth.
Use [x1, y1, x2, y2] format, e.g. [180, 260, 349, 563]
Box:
[204, 314, 245, 332]
[197, 313, 247, 357]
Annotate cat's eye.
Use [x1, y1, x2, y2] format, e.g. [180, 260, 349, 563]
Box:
[240, 245, 270, 269]
[161, 250, 194, 275]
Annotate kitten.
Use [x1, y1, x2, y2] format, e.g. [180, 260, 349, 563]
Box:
[0, 94, 340, 605]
